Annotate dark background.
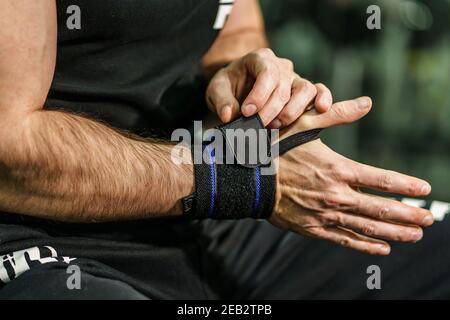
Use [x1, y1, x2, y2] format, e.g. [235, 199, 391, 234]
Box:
[261, 0, 450, 202]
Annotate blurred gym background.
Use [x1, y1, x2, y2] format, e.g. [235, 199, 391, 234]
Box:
[260, 0, 450, 202]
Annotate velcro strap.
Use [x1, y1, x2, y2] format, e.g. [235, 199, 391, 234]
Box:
[275, 128, 323, 156]
[217, 115, 271, 168]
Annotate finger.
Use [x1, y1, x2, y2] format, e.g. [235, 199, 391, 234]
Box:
[260, 77, 293, 127]
[321, 211, 423, 242]
[241, 53, 280, 117]
[312, 96, 372, 128]
[314, 83, 333, 113]
[348, 161, 432, 197]
[270, 77, 317, 128]
[295, 96, 372, 131]
[307, 226, 391, 255]
[353, 192, 434, 227]
[206, 74, 240, 123]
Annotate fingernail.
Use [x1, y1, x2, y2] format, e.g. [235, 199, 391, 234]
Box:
[377, 244, 390, 255]
[243, 104, 257, 116]
[358, 97, 371, 109]
[422, 214, 434, 226]
[221, 105, 232, 122]
[410, 229, 423, 241]
[270, 119, 282, 129]
[421, 183, 431, 195]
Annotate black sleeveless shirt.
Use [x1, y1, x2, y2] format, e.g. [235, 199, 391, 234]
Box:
[47, 0, 223, 136]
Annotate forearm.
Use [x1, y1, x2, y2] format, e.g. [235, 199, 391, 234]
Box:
[202, 0, 268, 79]
[0, 109, 193, 222]
[202, 29, 268, 74]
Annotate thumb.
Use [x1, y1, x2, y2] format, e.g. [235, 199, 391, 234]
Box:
[295, 96, 372, 131]
[206, 75, 240, 123]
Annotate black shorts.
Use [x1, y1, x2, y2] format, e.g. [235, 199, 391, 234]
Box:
[0, 214, 450, 299]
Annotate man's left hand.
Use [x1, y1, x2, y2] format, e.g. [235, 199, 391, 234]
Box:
[206, 48, 332, 128]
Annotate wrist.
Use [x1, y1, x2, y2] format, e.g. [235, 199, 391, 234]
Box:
[274, 158, 283, 215]
[172, 145, 195, 215]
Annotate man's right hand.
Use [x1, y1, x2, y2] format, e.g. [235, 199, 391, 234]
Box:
[271, 97, 434, 255]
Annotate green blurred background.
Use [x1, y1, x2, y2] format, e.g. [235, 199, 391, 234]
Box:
[261, 0, 450, 201]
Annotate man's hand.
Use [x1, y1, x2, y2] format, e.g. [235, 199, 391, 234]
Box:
[206, 48, 332, 129]
[271, 97, 434, 255]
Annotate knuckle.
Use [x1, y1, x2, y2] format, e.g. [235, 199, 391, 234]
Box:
[338, 238, 351, 248]
[297, 80, 317, 96]
[280, 58, 294, 70]
[377, 206, 390, 220]
[328, 163, 346, 181]
[256, 48, 274, 58]
[318, 211, 338, 224]
[315, 212, 330, 226]
[279, 108, 298, 123]
[208, 78, 225, 93]
[278, 88, 291, 104]
[409, 181, 423, 195]
[378, 173, 393, 191]
[322, 191, 342, 209]
[352, 195, 362, 211]
[206, 92, 217, 108]
[263, 47, 275, 56]
[208, 82, 220, 94]
[331, 104, 349, 121]
[322, 187, 356, 212]
[306, 81, 318, 96]
[362, 223, 376, 236]
[316, 82, 330, 93]
[333, 213, 345, 226]
[315, 82, 325, 88]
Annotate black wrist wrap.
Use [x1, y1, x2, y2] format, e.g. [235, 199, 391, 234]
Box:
[183, 115, 322, 220]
